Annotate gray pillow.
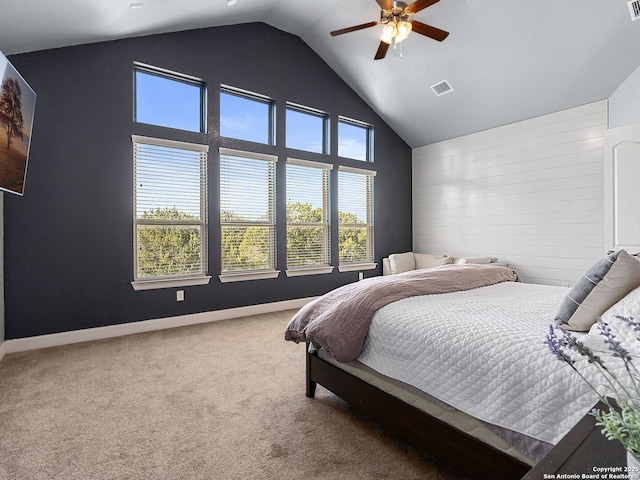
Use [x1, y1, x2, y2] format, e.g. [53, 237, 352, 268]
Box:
[561, 250, 640, 331]
[554, 251, 620, 327]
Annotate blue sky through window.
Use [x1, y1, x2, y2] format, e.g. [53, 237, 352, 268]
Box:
[338, 120, 369, 161]
[286, 108, 325, 154]
[135, 71, 202, 132]
[220, 92, 271, 144]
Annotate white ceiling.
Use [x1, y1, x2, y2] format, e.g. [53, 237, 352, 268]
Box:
[1, 0, 640, 148]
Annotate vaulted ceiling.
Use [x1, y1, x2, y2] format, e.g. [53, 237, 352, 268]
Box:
[1, 0, 640, 147]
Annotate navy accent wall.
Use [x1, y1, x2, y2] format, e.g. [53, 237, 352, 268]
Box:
[5, 23, 412, 339]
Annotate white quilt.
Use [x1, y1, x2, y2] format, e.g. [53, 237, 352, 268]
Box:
[357, 281, 632, 445]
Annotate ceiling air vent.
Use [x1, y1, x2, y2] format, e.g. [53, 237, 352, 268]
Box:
[629, 0, 640, 21]
[431, 80, 453, 96]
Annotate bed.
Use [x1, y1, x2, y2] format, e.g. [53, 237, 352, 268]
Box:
[285, 257, 640, 479]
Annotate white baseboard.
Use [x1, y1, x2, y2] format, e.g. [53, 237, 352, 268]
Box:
[4, 297, 315, 355]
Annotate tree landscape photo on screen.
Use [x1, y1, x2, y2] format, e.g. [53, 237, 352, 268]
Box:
[0, 51, 36, 196]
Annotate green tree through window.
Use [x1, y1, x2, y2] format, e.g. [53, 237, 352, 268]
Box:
[132, 136, 208, 283]
[338, 211, 369, 264]
[219, 149, 277, 277]
[338, 167, 375, 267]
[137, 208, 202, 278]
[221, 210, 272, 272]
[287, 202, 325, 267]
[285, 159, 332, 272]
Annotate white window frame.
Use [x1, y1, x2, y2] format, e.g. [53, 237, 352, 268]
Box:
[285, 158, 334, 277]
[337, 165, 377, 272]
[131, 135, 211, 291]
[219, 147, 279, 283]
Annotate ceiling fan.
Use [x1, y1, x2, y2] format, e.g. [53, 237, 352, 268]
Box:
[330, 0, 449, 60]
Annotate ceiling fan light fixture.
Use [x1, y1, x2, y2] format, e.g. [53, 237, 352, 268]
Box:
[330, 0, 448, 60]
[380, 19, 412, 44]
[396, 21, 412, 42]
[380, 23, 397, 43]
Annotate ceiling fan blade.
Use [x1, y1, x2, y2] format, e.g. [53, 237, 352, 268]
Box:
[405, 0, 439, 14]
[375, 0, 394, 10]
[411, 20, 449, 41]
[374, 41, 390, 60]
[330, 21, 378, 36]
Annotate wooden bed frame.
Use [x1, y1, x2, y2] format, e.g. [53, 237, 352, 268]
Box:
[306, 347, 531, 480]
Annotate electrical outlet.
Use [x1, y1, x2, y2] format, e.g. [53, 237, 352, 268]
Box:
[176, 290, 184, 301]
[358, 272, 364, 281]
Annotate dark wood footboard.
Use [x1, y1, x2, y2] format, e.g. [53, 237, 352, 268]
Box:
[306, 347, 530, 480]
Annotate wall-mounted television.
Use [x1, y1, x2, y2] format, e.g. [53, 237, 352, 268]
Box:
[0, 49, 36, 196]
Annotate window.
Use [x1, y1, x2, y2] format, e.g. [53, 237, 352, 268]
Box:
[219, 148, 278, 282]
[286, 103, 328, 154]
[286, 159, 333, 276]
[132, 136, 210, 290]
[338, 116, 373, 161]
[134, 64, 205, 133]
[220, 86, 274, 145]
[338, 166, 376, 271]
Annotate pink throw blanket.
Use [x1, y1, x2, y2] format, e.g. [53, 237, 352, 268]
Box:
[285, 264, 517, 362]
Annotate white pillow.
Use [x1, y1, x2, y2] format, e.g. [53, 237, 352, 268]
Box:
[581, 285, 640, 355]
[459, 256, 493, 264]
[414, 253, 451, 270]
[601, 284, 640, 326]
[389, 252, 416, 274]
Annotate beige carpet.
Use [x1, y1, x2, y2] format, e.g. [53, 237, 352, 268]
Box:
[0, 310, 468, 480]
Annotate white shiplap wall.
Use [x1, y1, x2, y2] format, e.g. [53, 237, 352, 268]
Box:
[412, 100, 607, 286]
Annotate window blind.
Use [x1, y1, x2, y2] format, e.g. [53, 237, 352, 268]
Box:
[132, 135, 208, 280]
[219, 148, 277, 275]
[338, 166, 376, 266]
[286, 158, 332, 272]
